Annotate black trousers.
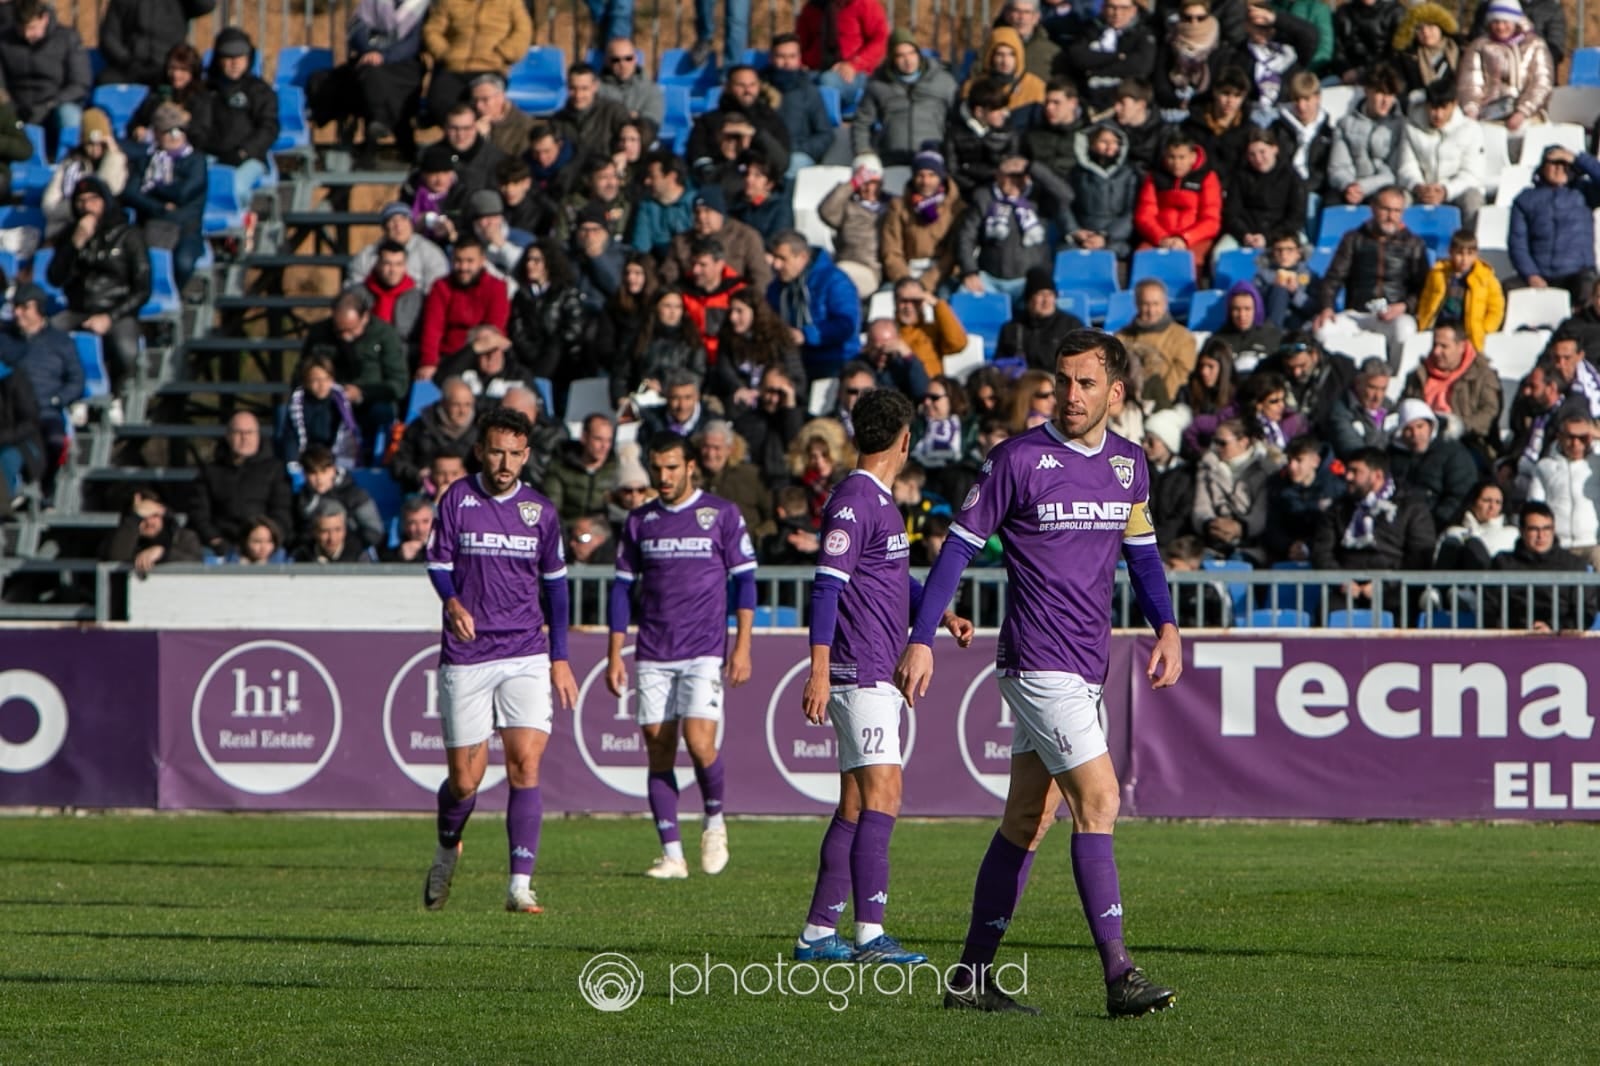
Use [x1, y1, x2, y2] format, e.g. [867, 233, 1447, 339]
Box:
[425, 68, 494, 127]
[308, 58, 425, 134]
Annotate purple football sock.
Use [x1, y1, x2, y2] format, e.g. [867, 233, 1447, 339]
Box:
[953, 831, 1036, 990]
[506, 785, 542, 877]
[693, 754, 726, 818]
[435, 780, 476, 848]
[851, 810, 895, 929]
[1071, 832, 1134, 982]
[647, 770, 682, 846]
[803, 813, 858, 929]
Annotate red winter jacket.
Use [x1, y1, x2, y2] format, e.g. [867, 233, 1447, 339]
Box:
[1133, 147, 1223, 249]
[797, 0, 889, 75]
[419, 270, 510, 368]
[682, 264, 746, 364]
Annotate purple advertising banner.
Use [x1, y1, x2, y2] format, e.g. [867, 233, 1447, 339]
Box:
[1129, 635, 1600, 820]
[156, 631, 1101, 816]
[0, 631, 160, 807]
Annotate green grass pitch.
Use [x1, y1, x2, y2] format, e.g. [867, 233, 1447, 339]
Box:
[1, 815, 1597, 1063]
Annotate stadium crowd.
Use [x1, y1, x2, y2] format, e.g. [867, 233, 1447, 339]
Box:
[0, 0, 1597, 628]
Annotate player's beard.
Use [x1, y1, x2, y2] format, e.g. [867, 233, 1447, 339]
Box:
[1056, 402, 1106, 441]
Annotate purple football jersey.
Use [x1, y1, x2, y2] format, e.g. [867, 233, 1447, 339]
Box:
[816, 470, 911, 686]
[427, 474, 567, 666]
[616, 489, 758, 661]
[952, 423, 1157, 682]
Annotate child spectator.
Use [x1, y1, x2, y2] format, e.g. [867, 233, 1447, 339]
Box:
[1416, 229, 1506, 351]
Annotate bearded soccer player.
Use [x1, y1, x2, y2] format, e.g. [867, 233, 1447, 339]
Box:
[897, 329, 1183, 1017]
[796, 388, 975, 965]
[607, 431, 758, 878]
[424, 408, 579, 914]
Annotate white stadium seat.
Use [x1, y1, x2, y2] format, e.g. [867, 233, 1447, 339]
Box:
[1476, 203, 1514, 278]
[565, 377, 614, 423]
[1389, 331, 1434, 401]
[1324, 329, 1388, 366]
[1547, 86, 1600, 126]
[808, 377, 839, 417]
[942, 335, 986, 383]
[1320, 85, 1357, 121]
[791, 165, 850, 252]
[1516, 122, 1588, 164]
[866, 289, 895, 322]
[1481, 122, 1511, 196]
[1503, 288, 1570, 332]
[1484, 329, 1551, 383]
[1494, 165, 1534, 205]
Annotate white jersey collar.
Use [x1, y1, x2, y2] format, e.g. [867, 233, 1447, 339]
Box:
[660, 488, 705, 513]
[1043, 420, 1108, 457]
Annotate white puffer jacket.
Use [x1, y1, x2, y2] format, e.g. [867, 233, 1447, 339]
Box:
[1397, 105, 1485, 202]
[1528, 453, 1600, 548]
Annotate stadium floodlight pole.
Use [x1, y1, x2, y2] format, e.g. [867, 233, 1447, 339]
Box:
[896, 329, 1183, 1017]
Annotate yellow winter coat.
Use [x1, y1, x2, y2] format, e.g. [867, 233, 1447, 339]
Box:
[1415, 257, 1505, 351]
[423, 0, 532, 76]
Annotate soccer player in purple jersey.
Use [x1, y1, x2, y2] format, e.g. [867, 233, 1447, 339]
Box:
[796, 388, 975, 965]
[423, 408, 579, 914]
[897, 329, 1184, 1017]
[606, 431, 758, 879]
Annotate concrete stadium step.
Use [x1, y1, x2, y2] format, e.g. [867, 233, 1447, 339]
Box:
[156, 380, 294, 398]
[214, 295, 332, 312]
[184, 337, 304, 353]
[113, 424, 230, 441]
[242, 253, 351, 270]
[281, 211, 385, 229]
[79, 466, 200, 482]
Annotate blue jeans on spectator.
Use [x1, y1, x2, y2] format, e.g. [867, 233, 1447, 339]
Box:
[232, 158, 267, 202]
[46, 102, 83, 159]
[979, 271, 1029, 308]
[586, 0, 635, 43]
[0, 444, 26, 496]
[817, 69, 868, 112]
[785, 151, 817, 179]
[697, 0, 750, 62]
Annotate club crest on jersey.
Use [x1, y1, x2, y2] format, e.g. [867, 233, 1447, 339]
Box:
[518, 501, 542, 526]
[824, 529, 851, 556]
[695, 506, 718, 530]
[962, 485, 980, 510]
[1109, 455, 1135, 489]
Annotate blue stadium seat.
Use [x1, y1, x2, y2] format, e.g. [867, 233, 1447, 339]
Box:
[29, 249, 66, 313]
[405, 378, 441, 423]
[533, 377, 555, 417]
[1056, 291, 1089, 321]
[1102, 289, 1137, 332]
[949, 289, 1012, 357]
[0, 204, 44, 232]
[273, 86, 311, 154]
[1316, 204, 1367, 248]
[752, 605, 800, 627]
[203, 165, 247, 234]
[1404, 204, 1461, 259]
[819, 86, 843, 127]
[274, 46, 333, 90]
[659, 85, 694, 156]
[87, 46, 105, 82]
[1186, 288, 1227, 331]
[1213, 247, 1258, 292]
[352, 467, 403, 526]
[1201, 557, 1253, 622]
[71, 331, 109, 400]
[203, 48, 263, 77]
[1244, 609, 1311, 628]
[1265, 560, 1320, 618]
[742, 49, 770, 70]
[90, 83, 149, 136]
[658, 47, 722, 105]
[1053, 249, 1119, 319]
[1130, 248, 1196, 314]
[1308, 245, 1335, 277]
[506, 47, 567, 114]
[10, 125, 50, 203]
[141, 248, 181, 319]
[1328, 609, 1395, 629]
[1572, 47, 1600, 86]
[1417, 609, 1478, 629]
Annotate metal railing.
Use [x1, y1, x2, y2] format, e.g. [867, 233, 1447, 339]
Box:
[9, 562, 1600, 631]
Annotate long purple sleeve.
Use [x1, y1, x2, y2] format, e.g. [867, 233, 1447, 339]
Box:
[1122, 540, 1177, 631]
[732, 568, 757, 612]
[908, 536, 980, 646]
[608, 578, 632, 634]
[429, 568, 457, 602]
[809, 571, 845, 647]
[542, 576, 571, 660]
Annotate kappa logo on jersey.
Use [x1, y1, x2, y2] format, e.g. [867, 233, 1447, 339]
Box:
[868, 891, 889, 905]
[1110, 454, 1135, 489]
[962, 485, 980, 510]
[458, 495, 481, 508]
[1055, 728, 1073, 755]
[512, 846, 535, 860]
[835, 506, 857, 522]
[982, 458, 993, 475]
[986, 917, 1010, 931]
[1100, 904, 1123, 918]
[643, 511, 660, 522]
[656, 819, 676, 831]
[695, 506, 718, 530]
[518, 501, 542, 527]
[824, 529, 851, 556]
[827, 900, 848, 913]
[879, 495, 890, 506]
[1037, 453, 1063, 470]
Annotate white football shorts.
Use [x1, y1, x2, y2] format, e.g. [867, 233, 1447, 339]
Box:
[635, 656, 725, 726]
[828, 682, 905, 771]
[996, 672, 1109, 775]
[437, 654, 553, 748]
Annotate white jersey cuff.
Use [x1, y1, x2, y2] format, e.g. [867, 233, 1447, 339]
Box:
[950, 522, 987, 549]
[815, 566, 851, 583]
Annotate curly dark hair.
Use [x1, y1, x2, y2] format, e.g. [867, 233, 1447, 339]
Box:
[518, 237, 576, 289]
[477, 406, 534, 443]
[718, 287, 793, 370]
